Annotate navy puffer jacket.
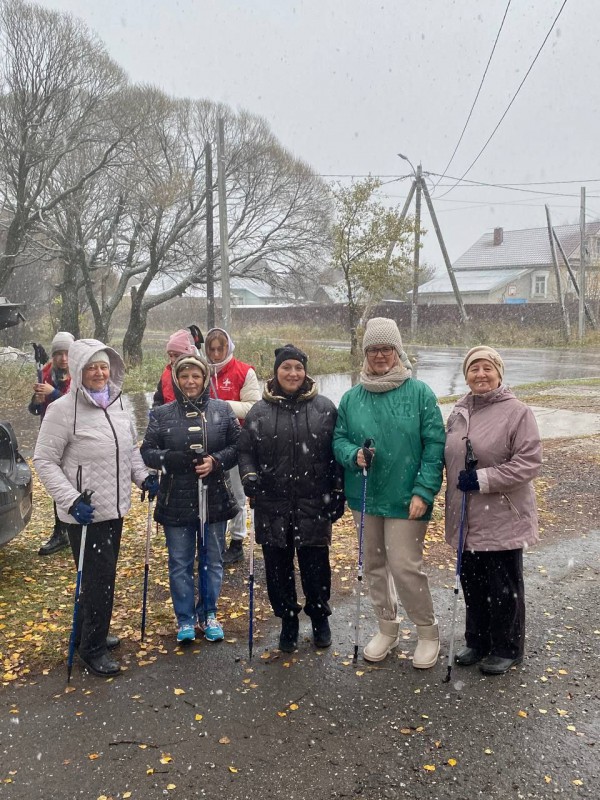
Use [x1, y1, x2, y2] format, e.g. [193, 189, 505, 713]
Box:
[141, 383, 240, 526]
[237, 377, 344, 548]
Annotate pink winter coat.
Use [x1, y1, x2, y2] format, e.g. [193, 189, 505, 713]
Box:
[444, 385, 542, 552]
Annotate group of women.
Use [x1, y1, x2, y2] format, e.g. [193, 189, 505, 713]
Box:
[32, 318, 542, 679]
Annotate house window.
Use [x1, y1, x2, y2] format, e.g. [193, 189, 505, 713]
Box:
[533, 274, 547, 297]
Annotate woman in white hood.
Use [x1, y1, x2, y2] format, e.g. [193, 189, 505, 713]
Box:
[33, 339, 156, 678]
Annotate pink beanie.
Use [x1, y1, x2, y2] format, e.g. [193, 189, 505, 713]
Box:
[166, 329, 195, 356]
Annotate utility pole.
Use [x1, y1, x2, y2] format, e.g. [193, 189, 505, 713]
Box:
[545, 205, 570, 341]
[420, 180, 468, 325]
[411, 164, 422, 339]
[217, 117, 231, 330]
[579, 187, 586, 340]
[552, 227, 597, 328]
[205, 141, 215, 329]
[398, 153, 468, 330]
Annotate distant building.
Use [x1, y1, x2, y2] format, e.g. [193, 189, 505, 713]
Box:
[416, 222, 600, 304]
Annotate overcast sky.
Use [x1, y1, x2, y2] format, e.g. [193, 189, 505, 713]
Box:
[37, 0, 600, 270]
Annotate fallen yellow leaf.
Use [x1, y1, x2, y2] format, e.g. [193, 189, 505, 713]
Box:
[484, 748, 493, 755]
[566, 725, 576, 732]
[355, 670, 365, 676]
[448, 758, 457, 767]
[160, 754, 173, 764]
[423, 764, 435, 772]
[572, 779, 583, 786]
[167, 784, 176, 790]
[277, 711, 287, 717]
[219, 737, 231, 744]
[289, 703, 299, 711]
[517, 710, 528, 718]
[544, 776, 552, 784]
[195, 714, 203, 721]
[123, 793, 132, 798]
[88, 753, 100, 760]
[174, 688, 185, 696]
[228, 766, 238, 774]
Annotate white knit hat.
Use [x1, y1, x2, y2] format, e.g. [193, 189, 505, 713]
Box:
[51, 331, 75, 355]
[362, 317, 404, 354]
[87, 349, 111, 366]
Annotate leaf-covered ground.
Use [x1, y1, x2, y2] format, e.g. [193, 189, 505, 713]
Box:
[2, 423, 598, 689]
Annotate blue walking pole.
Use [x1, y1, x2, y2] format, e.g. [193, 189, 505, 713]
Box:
[140, 497, 154, 642]
[353, 439, 373, 666]
[66, 490, 93, 683]
[443, 437, 478, 683]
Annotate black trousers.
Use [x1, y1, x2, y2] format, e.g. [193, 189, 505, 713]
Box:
[53, 502, 68, 537]
[262, 535, 331, 621]
[66, 519, 123, 660]
[460, 548, 525, 659]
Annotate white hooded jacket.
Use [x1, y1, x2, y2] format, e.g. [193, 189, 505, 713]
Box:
[33, 338, 148, 524]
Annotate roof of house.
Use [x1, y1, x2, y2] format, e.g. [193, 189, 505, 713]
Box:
[417, 268, 531, 296]
[229, 277, 274, 298]
[453, 221, 600, 271]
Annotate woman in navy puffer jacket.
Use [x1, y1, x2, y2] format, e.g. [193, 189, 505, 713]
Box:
[141, 354, 240, 644]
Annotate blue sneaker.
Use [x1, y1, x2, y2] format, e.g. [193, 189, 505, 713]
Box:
[203, 616, 224, 642]
[177, 624, 196, 643]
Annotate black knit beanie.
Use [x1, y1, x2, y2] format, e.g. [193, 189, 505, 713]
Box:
[273, 344, 308, 373]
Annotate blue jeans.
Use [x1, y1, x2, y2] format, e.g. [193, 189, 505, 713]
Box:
[164, 520, 226, 627]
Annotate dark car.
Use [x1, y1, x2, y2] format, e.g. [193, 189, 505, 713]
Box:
[0, 421, 33, 547]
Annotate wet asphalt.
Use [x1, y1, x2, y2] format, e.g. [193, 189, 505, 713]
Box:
[1, 530, 598, 800]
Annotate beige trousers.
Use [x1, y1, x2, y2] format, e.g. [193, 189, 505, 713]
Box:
[353, 512, 435, 627]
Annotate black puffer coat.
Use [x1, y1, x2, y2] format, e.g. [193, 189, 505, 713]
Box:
[237, 377, 344, 548]
[141, 384, 240, 527]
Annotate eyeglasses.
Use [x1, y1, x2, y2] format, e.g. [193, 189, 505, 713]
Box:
[365, 346, 394, 357]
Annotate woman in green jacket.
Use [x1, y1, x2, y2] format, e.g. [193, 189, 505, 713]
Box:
[333, 318, 445, 668]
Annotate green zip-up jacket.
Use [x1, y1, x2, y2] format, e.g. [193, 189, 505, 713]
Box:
[333, 378, 445, 520]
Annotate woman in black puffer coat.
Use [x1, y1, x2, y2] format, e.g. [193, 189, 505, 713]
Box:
[141, 354, 240, 644]
[238, 344, 344, 653]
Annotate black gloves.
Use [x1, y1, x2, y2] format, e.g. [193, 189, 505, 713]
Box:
[324, 491, 346, 522]
[242, 474, 260, 498]
[163, 450, 197, 473]
[141, 473, 160, 502]
[68, 495, 95, 525]
[458, 469, 480, 492]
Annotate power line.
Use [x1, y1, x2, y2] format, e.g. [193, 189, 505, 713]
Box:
[437, 0, 571, 199]
[433, 0, 513, 191]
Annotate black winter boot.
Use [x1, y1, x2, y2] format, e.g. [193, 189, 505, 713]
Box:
[38, 528, 69, 556]
[279, 615, 299, 653]
[79, 652, 121, 677]
[223, 539, 244, 565]
[312, 617, 332, 648]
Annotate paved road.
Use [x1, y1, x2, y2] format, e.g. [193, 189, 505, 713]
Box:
[1, 530, 598, 800]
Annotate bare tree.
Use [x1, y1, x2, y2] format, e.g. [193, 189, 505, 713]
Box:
[0, 0, 126, 291]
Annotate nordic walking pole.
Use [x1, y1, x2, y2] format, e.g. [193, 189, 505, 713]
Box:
[248, 503, 255, 660]
[443, 438, 478, 684]
[140, 496, 154, 642]
[353, 439, 373, 666]
[67, 490, 93, 683]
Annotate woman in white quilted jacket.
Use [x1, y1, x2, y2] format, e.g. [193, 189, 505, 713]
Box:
[34, 339, 154, 678]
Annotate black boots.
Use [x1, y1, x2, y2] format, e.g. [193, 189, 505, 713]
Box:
[279, 615, 299, 653]
[312, 618, 332, 648]
[38, 528, 69, 556]
[79, 652, 121, 677]
[223, 538, 244, 565]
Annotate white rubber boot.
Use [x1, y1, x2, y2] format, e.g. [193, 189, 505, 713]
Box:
[363, 619, 400, 663]
[412, 622, 440, 669]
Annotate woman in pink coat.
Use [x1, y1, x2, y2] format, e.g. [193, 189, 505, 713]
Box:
[444, 346, 542, 675]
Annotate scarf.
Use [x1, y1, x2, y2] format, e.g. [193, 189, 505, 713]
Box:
[87, 385, 110, 408]
[359, 351, 412, 393]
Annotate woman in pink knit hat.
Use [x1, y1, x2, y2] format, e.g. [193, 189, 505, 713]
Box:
[152, 329, 198, 407]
